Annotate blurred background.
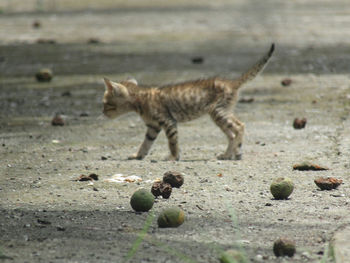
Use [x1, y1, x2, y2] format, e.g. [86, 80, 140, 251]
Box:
[1, 0, 350, 78]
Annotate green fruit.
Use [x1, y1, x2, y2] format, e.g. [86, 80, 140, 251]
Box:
[157, 207, 185, 228]
[35, 68, 53, 82]
[130, 189, 154, 212]
[270, 177, 294, 200]
[220, 250, 246, 263]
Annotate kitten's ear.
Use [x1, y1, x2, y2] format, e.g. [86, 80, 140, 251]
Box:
[126, 78, 138, 85]
[115, 83, 129, 97]
[103, 77, 114, 93]
[103, 77, 129, 97]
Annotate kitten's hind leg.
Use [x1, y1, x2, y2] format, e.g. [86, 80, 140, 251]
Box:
[163, 121, 180, 161]
[210, 111, 244, 160]
[229, 115, 245, 160]
[128, 124, 161, 160]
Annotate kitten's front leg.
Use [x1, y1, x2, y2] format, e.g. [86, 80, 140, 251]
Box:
[128, 124, 160, 160]
[163, 121, 180, 161]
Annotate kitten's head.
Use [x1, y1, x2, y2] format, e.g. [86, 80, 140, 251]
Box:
[102, 77, 135, 118]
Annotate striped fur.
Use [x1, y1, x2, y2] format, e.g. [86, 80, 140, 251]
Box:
[102, 44, 274, 160]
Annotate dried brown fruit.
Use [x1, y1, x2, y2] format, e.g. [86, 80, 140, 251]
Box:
[191, 57, 204, 64]
[151, 182, 172, 199]
[293, 118, 307, 129]
[293, 162, 329, 171]
[76, 173, 99, 181]
[36, 39, 56, 44]
[88, 38, 100, 44]
[32, 20, 41, 28]
[273, 237, 296, 257]
[88, 173, 99, 181]
[151, 181, 162, 197]
[163, 171, 184, 188]
[51, 114, 64, 126]
[61, 91, 71, 97]
[314, 177, 342, 190]
[281, 78, 292, 86]
[160, 183, 172, 199]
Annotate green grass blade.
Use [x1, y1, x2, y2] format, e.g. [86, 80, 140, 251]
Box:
[146, 237, 198, 263]
[123, 210, 155, 263]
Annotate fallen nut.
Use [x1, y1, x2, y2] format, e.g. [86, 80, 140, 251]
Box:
[157, 207, 185, 228]
[36, 68, 53, 82]
[270, 177, 294, 200]
[130, 188, 154, 212]
[32, 20, 41, 28]
[76, 173, 99, 181]
[273, 237, 296, 257]
[88, 173, 99, 181]
[36, 39, 56, 44]
[160, 183, 172, 199]
[151, 182, 172, 199]
[163, 171, 184, 188]
[151, 181, 162, 197]
[293, 118, 307, 129]
[87, 38, 100, 44]
[293, 162, 328, 171]
[281, 78, 292, 86]
[191, 57, 204, 64]
[51, 114, 64, 126]
[314, 177, 342, 190]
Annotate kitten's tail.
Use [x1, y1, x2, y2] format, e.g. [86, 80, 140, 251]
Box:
[236, 43, 275, 87]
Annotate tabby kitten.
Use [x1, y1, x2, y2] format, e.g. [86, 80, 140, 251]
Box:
[103, 44, 274, 161]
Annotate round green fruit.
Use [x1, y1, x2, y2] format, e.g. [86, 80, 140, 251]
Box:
[220, 249, 246, 263]
[35, 68, 53, 82]
[157, 207, 185, 228]
[130, 189, 154, 212]
[270, 177, 294, 200]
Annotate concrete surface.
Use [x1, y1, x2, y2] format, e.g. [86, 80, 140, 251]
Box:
[332, 226, 350, 263]
[0, 1, 349, 262]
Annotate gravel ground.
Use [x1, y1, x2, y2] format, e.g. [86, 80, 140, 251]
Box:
[1, 1, 350, 262]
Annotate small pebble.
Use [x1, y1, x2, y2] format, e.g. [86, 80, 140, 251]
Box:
[255, 254, 263, 262]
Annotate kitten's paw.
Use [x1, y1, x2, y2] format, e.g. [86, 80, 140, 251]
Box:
[235, 154, 242, 160]
[217, 154, 234, 160]
[163, 155, 180, 161]
[128, 154, 143, 160]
